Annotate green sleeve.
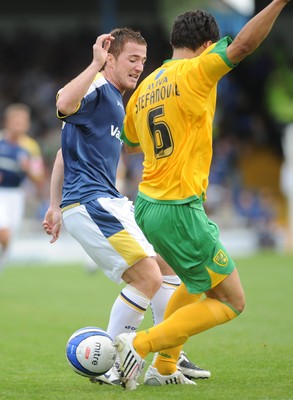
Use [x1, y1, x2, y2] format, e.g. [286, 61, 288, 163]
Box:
[120, 126, 140, 147]
[209, 36, 238, 68]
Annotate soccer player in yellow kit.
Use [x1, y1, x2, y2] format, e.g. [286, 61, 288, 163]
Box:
[114, 0, 291, 390]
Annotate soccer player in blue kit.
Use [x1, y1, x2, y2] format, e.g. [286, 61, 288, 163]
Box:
[0, 104, 44, 269]
[43, 28, 210, 385]
[0, 122, 31, 269]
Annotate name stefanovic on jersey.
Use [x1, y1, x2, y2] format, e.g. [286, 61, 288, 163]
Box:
[135, 73, 180, 114]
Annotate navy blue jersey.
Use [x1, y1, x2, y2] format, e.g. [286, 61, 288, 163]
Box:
[58, 73, 125, 208]
[0, 137, 29, 187]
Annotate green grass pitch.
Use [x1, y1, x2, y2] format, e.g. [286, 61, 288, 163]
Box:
[0, 251, 292, 400]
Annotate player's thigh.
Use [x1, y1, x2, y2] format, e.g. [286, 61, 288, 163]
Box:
[206, 268, 245, 312]
[135, 197, 235, 294]
[135, 197, 216, 262]
[156, 253, 176, 276]
[62, 197, 155, 283]
[122, 256, 162, 297]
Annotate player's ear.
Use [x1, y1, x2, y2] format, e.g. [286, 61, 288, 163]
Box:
[106, 53, 115, 67]
[202, 40, 213, 49]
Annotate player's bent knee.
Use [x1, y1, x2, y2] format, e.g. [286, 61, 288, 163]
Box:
[230, 294, 246, 314]
[122, 257, 162, 298]
[236, 297, 246, 314]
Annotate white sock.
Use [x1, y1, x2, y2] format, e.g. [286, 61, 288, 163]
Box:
[151, 275, 181, 325]
[106, 284, 150, 339]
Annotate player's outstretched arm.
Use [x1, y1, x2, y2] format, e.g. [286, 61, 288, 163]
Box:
[227, 0, 290, 64]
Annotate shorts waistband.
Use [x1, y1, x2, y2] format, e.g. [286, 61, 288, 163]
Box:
[61, 202, 81, 213]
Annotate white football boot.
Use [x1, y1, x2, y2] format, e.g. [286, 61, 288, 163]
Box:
[113, 332, 145, 390]
[144, 365, 196, 386]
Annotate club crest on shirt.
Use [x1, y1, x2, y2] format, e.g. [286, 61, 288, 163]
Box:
[213, 249, 228, 267]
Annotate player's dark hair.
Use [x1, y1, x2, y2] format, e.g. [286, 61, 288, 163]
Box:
[170, 10, 220, 51]
[108, 27, 147, 59]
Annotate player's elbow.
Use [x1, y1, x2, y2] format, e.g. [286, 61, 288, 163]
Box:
[227, 41, 257, 64]
[56, 96, 77, 116]
[56, 99, 70, 116]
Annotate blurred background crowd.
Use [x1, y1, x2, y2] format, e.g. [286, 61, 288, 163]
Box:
[1, 0, 293, 262]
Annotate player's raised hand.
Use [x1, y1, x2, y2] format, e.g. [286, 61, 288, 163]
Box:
[92, 33, 115, 67]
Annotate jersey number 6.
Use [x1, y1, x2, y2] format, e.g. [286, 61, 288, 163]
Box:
[147, 106, 174, 159]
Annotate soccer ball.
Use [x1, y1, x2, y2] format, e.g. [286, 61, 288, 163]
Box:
[65, 326, 116, 377]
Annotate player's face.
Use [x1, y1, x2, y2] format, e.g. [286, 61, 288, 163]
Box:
[112, 42, 147, 92]
[4, 110, 30, 138]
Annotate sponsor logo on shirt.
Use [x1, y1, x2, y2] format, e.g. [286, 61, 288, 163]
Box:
[111, 125, 123, 143]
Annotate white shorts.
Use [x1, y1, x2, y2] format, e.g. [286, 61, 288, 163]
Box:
[62, 196, 156, 283]
[0, 187, 25, 232]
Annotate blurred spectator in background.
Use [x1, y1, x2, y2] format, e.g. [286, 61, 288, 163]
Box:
[234, 187, 277, 248]
[204, 135, 241, 215]
[265, 45, 293, 126]
[0, 103, 45, 268]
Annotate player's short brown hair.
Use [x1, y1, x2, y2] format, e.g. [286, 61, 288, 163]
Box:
[108, 27, 147, 59]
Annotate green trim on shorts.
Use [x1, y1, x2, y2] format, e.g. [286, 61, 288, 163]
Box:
[137, 190, 204, 205]
[135, 195, 235, 294]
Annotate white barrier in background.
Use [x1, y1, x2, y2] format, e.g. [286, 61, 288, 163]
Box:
[8, 225, 260, 266]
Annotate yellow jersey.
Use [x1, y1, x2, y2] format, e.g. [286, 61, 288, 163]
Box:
[121, 37, 235, 203]
[20, 136, 42, 157]
[20, 136, 45, 181]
